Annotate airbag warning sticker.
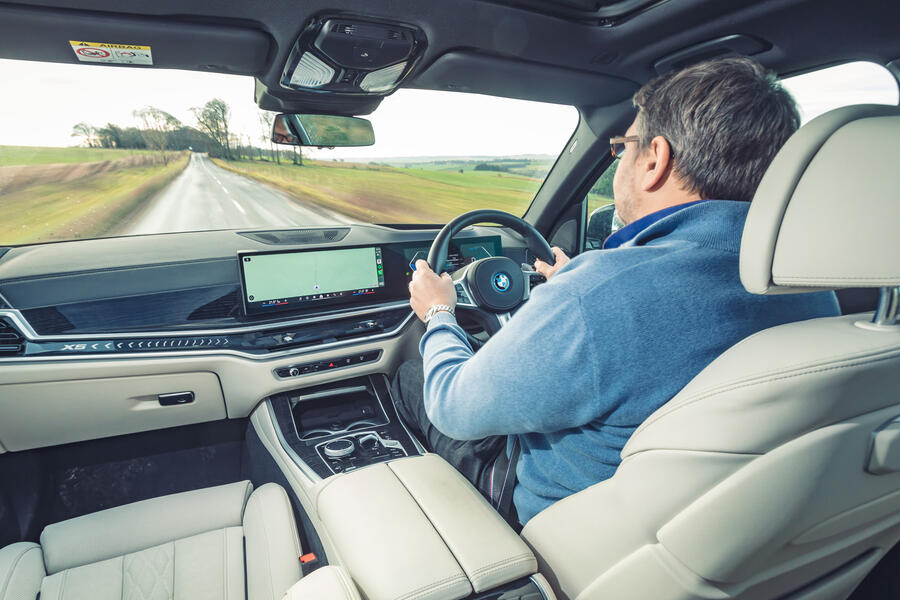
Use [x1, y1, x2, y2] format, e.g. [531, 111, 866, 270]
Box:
[69, 41, 153, 65]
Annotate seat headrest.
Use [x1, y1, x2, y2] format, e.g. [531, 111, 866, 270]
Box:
[740, 104, 900, 295]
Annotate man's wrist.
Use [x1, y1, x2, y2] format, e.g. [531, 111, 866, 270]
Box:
[423, 303, 455, 323]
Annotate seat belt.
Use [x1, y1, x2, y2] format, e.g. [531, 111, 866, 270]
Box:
[496, 437, 521, 529]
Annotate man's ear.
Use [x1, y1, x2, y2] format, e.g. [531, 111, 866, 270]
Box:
[639, 135, 673, 192]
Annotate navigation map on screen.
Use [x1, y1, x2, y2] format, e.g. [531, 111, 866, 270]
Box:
[241, 246, 385, 314]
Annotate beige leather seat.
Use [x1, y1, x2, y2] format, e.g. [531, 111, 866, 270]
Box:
[521, 104, 900, 600]
[0, 481, 306, 600]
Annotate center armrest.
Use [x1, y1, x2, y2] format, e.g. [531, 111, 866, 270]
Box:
[314, 454, 538, 600]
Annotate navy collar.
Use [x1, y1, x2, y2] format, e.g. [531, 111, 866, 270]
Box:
[602, 200, 709, 249]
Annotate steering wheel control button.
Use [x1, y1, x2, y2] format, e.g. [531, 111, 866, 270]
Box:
[323, 438, 356, 459]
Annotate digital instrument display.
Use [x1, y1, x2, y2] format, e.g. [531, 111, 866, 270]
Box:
[400, 237, 503, 277]
[240, 246, 385, 316]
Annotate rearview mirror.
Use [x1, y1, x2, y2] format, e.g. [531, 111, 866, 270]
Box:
[272, 114, 375, 147]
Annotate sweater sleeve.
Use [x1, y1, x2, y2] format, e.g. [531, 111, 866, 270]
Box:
[419, 276, 606, 440]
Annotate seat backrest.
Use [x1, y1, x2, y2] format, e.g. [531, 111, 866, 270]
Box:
[521, 104, 900, 600]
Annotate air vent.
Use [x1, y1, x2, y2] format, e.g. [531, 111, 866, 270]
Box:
[0, 318, 24, 356]
[336, 23, 358, 35]
[386, 30, 402, 40]
[238, 228, 351, 246]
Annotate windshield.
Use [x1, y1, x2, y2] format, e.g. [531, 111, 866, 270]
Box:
[0, 59, 578, 245]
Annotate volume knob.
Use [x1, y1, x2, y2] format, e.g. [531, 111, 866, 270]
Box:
[323, 438, 355, 459]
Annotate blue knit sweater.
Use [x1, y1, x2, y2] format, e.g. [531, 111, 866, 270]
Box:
[419, 200, 840, 523]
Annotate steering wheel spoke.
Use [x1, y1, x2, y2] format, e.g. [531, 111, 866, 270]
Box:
[451, 264, 478, 308]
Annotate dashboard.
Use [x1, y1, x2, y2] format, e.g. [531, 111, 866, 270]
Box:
[0, 223, 536, 455]
[0, 224, 525, 359]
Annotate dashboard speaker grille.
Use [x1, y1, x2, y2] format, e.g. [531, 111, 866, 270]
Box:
[238, 228, 351, 245]
[0, 318, 24, 356]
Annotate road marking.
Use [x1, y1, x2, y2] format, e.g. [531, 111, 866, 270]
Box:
[231, 198, 247, 215]
[220, 183, 230, 194]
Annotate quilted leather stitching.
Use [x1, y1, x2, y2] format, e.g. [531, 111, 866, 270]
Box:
[124, 544, 174, 600]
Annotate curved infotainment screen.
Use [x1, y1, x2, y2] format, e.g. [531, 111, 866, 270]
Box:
[240, 246, 385, 315]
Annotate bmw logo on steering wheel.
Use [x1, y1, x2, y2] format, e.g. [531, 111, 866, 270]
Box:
[491, 272, 512, 292]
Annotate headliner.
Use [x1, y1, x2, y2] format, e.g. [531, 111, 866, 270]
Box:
[0, 0, 898, 113]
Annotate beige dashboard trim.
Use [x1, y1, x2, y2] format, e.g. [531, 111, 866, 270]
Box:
[0, 371, 227, 451]
[0, 318, 424, 450]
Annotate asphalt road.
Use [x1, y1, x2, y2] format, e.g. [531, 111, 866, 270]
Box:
[127, 153, 347, 235]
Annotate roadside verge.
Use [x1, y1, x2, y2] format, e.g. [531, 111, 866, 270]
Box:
[0, 153, 189, 245]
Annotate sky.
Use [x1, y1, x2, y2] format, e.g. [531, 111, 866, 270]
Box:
[0, 58, 579, 160]
[0, 58, 896, 160]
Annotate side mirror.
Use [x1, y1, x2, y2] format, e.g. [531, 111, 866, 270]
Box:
[272, 114, 375, 147]
[586, 204, 617, 249]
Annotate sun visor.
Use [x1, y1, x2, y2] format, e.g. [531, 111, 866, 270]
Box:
[410, 51, 637, 108]
[0, 4, 272, 75]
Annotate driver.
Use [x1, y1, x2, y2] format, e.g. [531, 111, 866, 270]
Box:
[395, 57, 840, 525]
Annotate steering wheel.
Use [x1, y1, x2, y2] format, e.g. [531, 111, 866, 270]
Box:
[426, 209, 555, 315]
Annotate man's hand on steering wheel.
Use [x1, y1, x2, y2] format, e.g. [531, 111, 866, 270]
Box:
[409, 259, 456, 322]
[534, 246, 570, 279]
[534, 246, 571, 280]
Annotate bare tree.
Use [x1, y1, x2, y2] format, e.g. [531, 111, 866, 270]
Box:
[133, 107, 182, 165]
[258, 111, 280, 164]
[71, 122, 98, 148]
[192, 99, 232, 159]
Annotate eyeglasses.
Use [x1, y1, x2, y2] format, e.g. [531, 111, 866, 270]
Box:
[609, 135, 639, 160]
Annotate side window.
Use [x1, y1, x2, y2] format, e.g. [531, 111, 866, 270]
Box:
[781, 61, 898, 124]
[582, 61, 898, 250]
[584, 162, 618, 249]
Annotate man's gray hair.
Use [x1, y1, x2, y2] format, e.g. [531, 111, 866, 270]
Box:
[633, 56, 800, 202]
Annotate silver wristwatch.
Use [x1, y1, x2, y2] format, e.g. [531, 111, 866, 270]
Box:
[423, 304, 455, 323]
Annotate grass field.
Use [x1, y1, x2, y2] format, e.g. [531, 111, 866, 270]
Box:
[377, 157, 557, 180]
[215, 158, 546, 223]
[0, 146, 154, 167]
[587, 194, 614, 216]
[0, 154, 188, 245]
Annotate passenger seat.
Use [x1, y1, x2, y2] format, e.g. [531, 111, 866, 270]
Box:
[0, 481, 303, 600]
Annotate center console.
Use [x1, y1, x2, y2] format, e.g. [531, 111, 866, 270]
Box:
[267, 374, 423, 479]
[260, 371, 556, 600]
